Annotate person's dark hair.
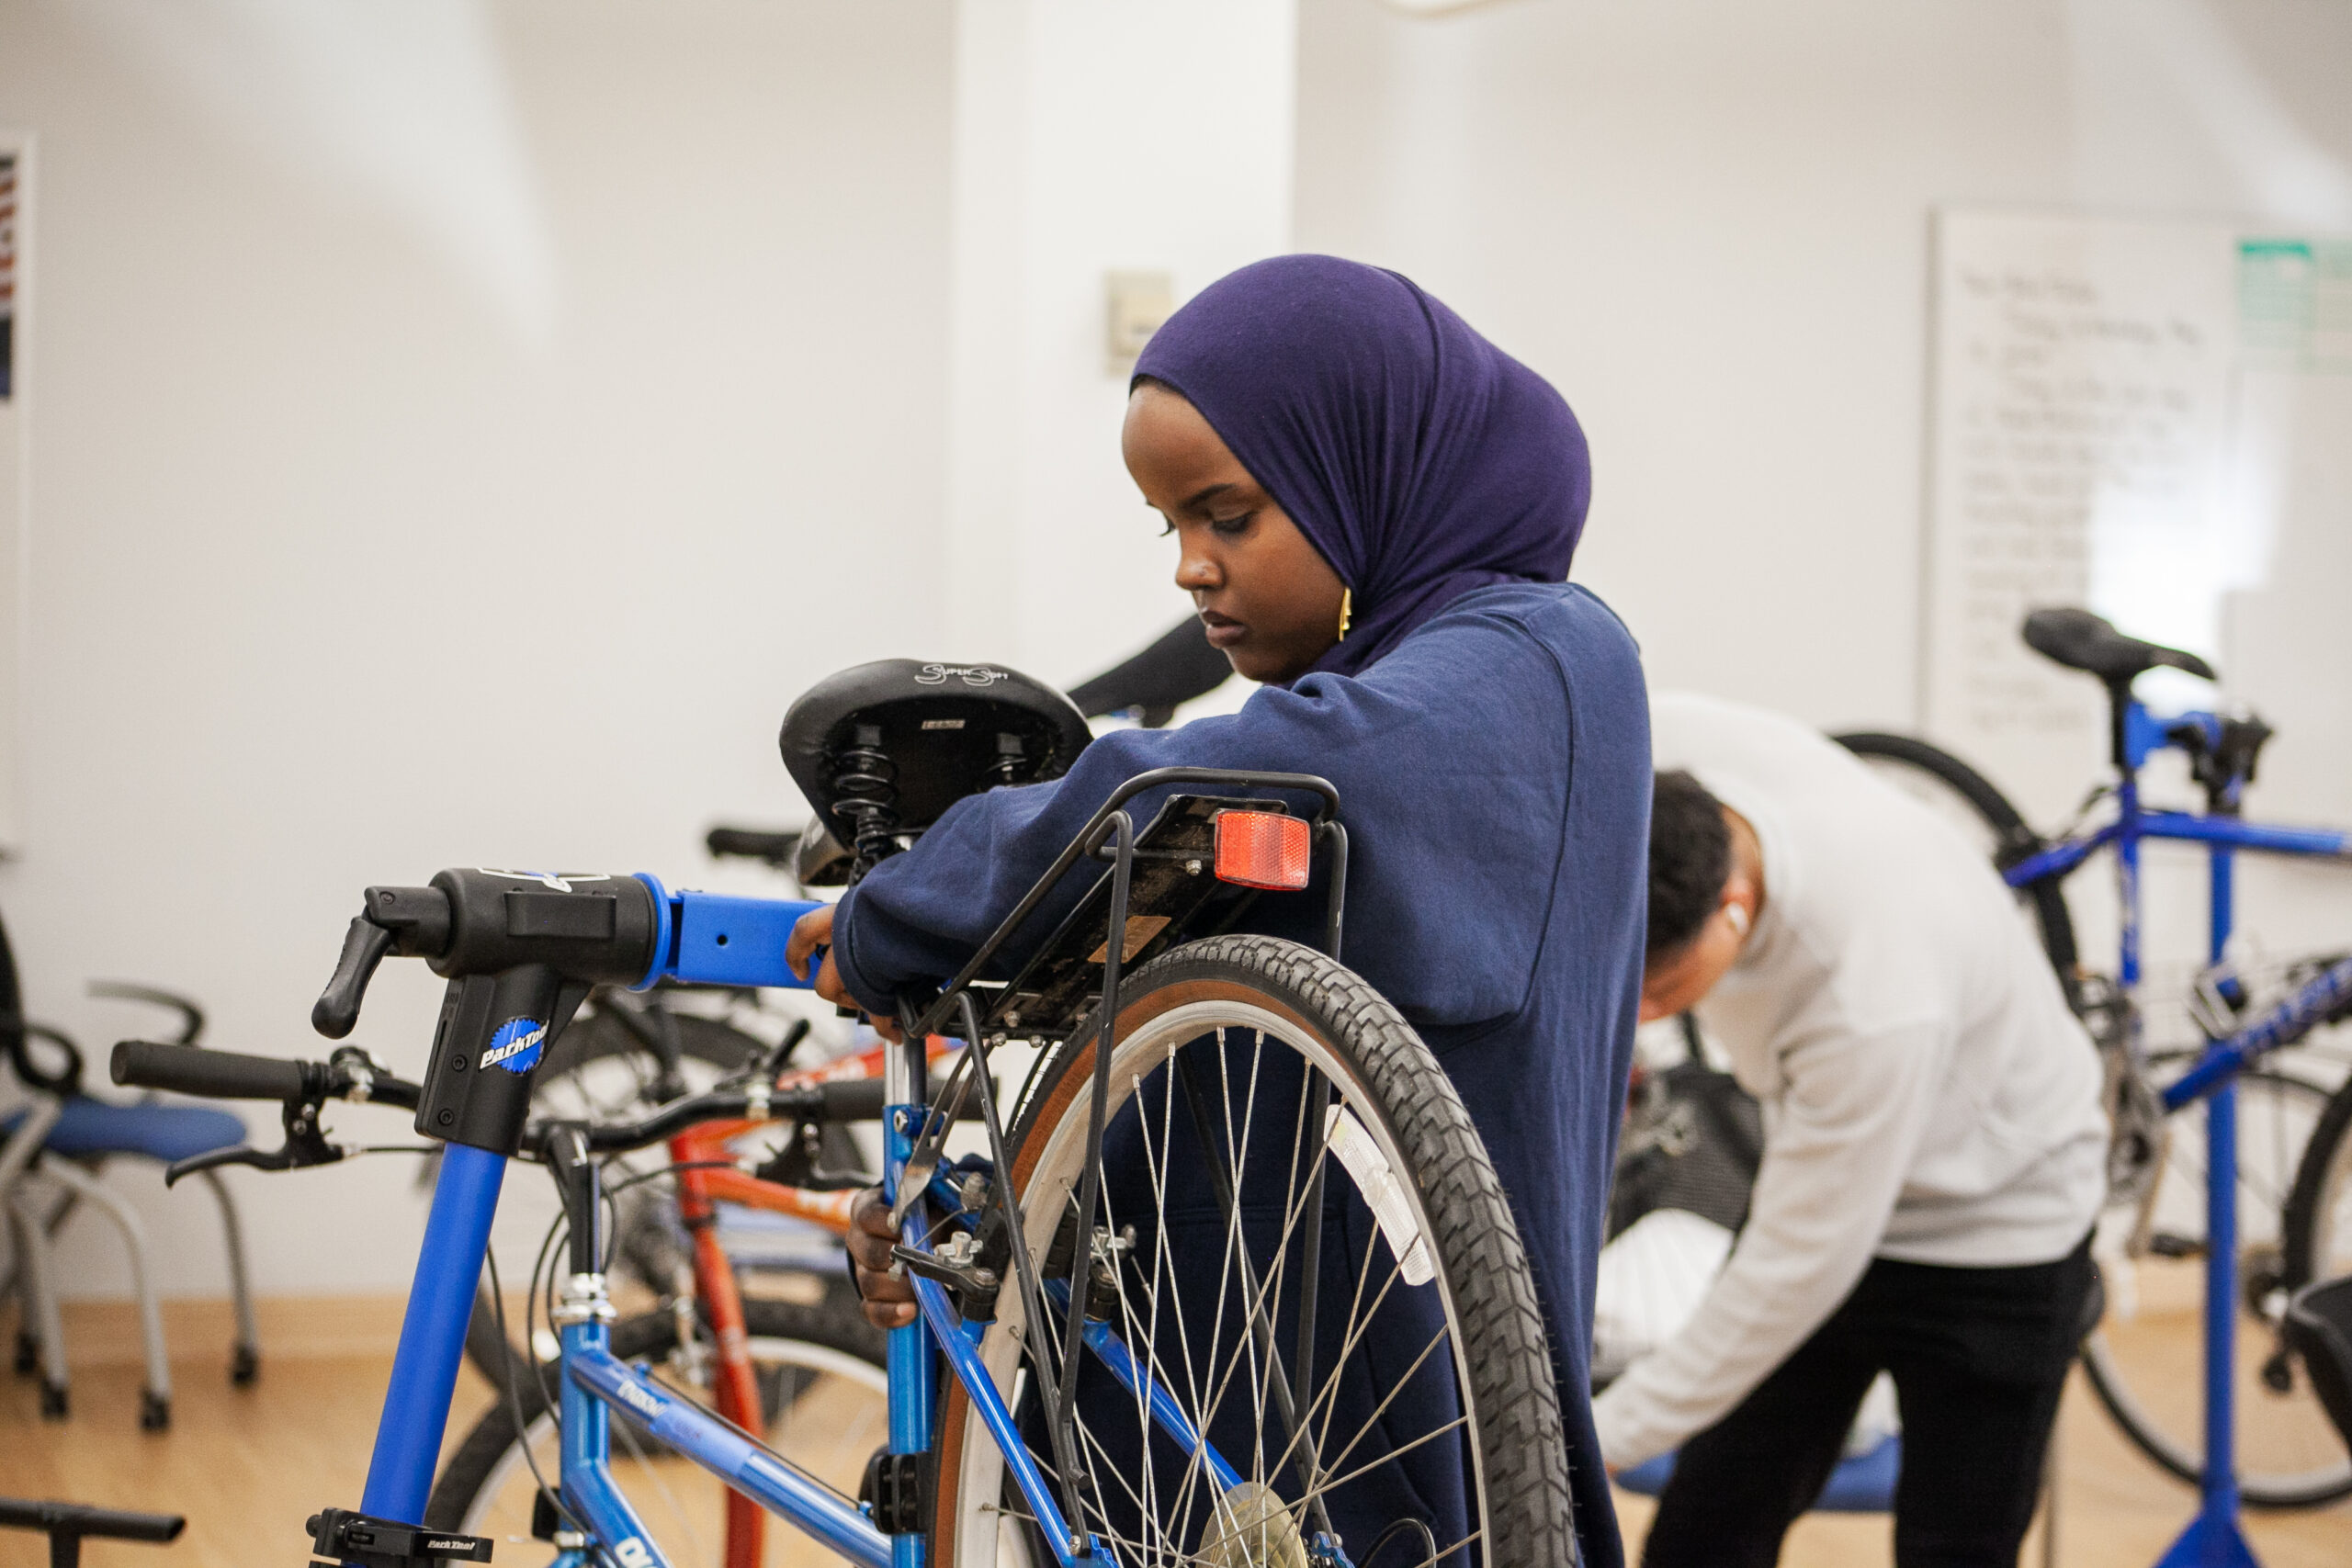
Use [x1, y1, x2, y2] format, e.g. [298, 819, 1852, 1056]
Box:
[1648, 770, 1732, 962]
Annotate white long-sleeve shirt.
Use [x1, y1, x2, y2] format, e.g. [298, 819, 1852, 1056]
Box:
[1591, 692, 2109, 1470]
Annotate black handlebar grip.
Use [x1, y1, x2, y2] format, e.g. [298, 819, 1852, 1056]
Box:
[0, 1497, 186, 1545]
[707, 827, 799, 863]
[110, 1040, 306, 1101]
[808, 1077, 957, 1122]
[815, 1078, 889, 1122]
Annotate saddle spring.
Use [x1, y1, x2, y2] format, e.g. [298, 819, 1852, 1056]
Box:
[989, 732, 1028, 790]
[830, 724, 901, 880]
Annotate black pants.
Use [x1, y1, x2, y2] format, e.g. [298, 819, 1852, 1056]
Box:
[1642, 1232, 2095, 1568]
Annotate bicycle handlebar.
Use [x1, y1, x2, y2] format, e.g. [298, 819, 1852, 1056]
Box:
[706, 826, 800, 865]
[114, 1030, 905, 1163]
[111, 1040, 306, 1100]
[561, 1074, 933, 1154]
[111, 1040, 422, 1112]
[0, 1497, 185, 1547]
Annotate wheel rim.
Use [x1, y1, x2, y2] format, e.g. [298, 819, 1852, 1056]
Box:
[943, 995, 1489, 1568]
[2086, 1070, 2352, 1505]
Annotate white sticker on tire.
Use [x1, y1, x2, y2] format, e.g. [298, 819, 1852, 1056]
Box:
[1324, 1104, 1434, 1286]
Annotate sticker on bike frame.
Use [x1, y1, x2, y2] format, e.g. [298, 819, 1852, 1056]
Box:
[481, 1017, 548, 1074]
[1324, 1104, 1434, 1286]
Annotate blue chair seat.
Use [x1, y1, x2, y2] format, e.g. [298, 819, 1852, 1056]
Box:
[1616, 1434, 1902, 1513]
[3, 1096, 248, 1165]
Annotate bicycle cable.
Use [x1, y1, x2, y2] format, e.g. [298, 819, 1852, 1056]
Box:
[1359, 1516, 1440, 1568]
[517, 1202, 629, 1568]
[527, 1202, 570, 1444]
[482, 1244, 589, 1544]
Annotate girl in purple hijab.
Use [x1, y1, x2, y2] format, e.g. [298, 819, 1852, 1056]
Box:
[1132, 254, 1590, 682]
[801, 255, 1649, 1568]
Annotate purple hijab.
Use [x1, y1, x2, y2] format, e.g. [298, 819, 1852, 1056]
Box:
[1134, 254, 1590, 679]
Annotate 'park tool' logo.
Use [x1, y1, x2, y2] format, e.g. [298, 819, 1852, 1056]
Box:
[481, 1018, 548, 1075]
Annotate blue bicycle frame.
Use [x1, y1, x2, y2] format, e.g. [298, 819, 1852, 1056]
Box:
[348, 873, 1260, 1568]
[1995, 699, 2352, 1568]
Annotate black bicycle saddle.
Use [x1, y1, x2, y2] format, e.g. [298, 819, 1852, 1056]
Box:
[779, 660, 1093, 880]
[2020, 608, 2216, 685]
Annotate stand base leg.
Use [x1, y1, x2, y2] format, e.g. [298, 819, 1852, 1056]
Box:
[2154, 1510, 2261, 1568]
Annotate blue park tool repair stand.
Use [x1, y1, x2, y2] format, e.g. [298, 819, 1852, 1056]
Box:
[2153, 838, 2257, 1568]
[2150, 1100, 2257, 1567]
[1984, 637, 2352, 1567]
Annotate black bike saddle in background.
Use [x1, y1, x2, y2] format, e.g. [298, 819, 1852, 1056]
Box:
[780, 660, 1093, 882]
[2021, 607, 2218, 685]
[1064, 615, 1231, 728]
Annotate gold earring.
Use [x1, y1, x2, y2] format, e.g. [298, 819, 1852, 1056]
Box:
[1337, 587, 1352, 641]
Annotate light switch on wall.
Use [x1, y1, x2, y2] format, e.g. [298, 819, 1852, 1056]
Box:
[1104, 269, 1173, 374]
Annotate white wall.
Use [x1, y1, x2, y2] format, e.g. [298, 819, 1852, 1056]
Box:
[1295, 0, 2352, 736]
[0, 0, 954, 1295]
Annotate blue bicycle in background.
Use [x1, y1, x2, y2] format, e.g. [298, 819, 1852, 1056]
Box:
[111, 659, 1574, 1568]
[1838, 608, 2352, 1560]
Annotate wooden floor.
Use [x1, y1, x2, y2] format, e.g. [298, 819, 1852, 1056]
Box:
[2, 1300, 2349, 1567]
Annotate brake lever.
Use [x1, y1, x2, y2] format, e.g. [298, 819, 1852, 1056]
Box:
[164, 1142, 331, 1187]
[162, 1064, 354, 1187]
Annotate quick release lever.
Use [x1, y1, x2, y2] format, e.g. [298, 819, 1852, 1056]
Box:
[311, 886, 452, 1040]
[311, 920, 392, 1040]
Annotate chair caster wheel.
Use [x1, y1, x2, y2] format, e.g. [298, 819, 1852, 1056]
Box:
[40, 1382, 68, 1420]
[140, 1390, 170, 1431]
[231, 1344, 260, 1386]
[12, 1331, 36, 1376]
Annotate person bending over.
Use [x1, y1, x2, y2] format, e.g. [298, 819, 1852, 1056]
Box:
[786, 254, 1651, 1568]
[1592, 692, 2108, 1568]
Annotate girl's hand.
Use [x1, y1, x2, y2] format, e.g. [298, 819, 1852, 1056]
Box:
[846, 1185, 920, 1330]
[786, 904, 903, 1042]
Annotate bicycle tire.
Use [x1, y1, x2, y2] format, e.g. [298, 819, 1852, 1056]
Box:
[424, 1294, 887, 1541]
[538, 1008, 768, 1096]
[1831, 731, 2082, 1002]
[928, 933, 1575, 1568]
[2080, 1066, 2352, 1507]
[2284, 1069, 2352, 1302]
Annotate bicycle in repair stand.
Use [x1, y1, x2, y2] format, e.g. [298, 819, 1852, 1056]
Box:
[113, 660, 1573, 1568]
[1847, 610, 2352, 1568]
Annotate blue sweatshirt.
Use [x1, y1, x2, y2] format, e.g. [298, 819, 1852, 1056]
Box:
[834, 581, 1648, 1568]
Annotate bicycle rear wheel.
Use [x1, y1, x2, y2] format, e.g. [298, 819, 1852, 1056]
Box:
[426, 1294, 887, 1563]
[2081, 1064, 2352, 1506]
[930, 934, 1574, 1568]
[1831, 731, 2080, 1000]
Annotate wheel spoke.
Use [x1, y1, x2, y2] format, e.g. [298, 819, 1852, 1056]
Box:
[1288, 1414, 1472, 1515]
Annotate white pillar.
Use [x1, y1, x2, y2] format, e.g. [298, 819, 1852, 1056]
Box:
[941, 0, 1297, 685]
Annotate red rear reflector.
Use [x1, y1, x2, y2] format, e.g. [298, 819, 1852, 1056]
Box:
[1214, 810, 1311, 891]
